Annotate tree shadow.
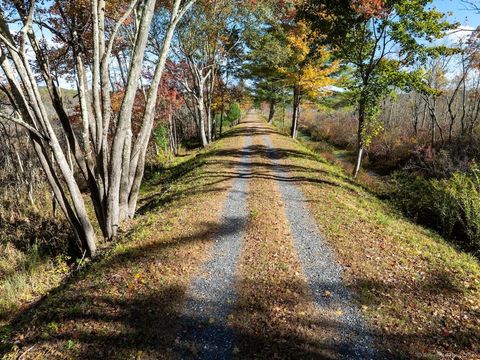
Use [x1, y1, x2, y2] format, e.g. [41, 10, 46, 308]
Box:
[232, 275, 384, 360]
[3, 118, 474, 359]
[352, 267, 480, 358]
[221, 126, 280, 139]
[0, 218, 242, 358]
[137, 140, 364, 218]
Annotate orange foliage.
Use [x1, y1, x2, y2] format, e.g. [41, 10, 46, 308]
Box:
[278, 21, 338, 98]
[351, 0, 386, 19]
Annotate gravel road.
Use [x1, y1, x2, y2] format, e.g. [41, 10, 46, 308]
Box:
[262, 134, 382, 360]
[176, 134, 252, 359]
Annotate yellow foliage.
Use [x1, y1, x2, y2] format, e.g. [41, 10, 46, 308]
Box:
[277, 21, 338, 98]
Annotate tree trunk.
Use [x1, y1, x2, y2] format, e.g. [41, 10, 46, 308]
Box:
[126, 0, 192, 219]
[207, 107, 212, 143]
[199, 110, 209, 147]
[219, 62, 229, 137]
[106, 0, 156, 238]
[268, 99, 276, 124]
[0, 0, 194, 256]
[0, 43, 97, 257]
[219, 108, 225, 137]
[290, 86, 300, 139]
[353, 100, 366, 178]
[168, 104, 177, 155]
[197, 80, 209, 147]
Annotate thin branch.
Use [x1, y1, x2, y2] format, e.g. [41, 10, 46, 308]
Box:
[0, 112, 47, 141]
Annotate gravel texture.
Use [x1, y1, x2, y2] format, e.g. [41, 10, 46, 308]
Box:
[262, 134, 382, 360]
[176, 134, 252, 359]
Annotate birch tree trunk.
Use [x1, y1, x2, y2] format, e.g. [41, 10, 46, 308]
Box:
[353, 99, 366, 178]
[0, 0, 195, 256]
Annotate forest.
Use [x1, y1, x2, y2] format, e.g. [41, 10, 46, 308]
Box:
[0, 0, 479, 359]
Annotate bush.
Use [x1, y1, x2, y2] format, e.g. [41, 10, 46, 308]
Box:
[226, 102, 241, 124]
[153, 125, 169, 151]
[392, 167, 480, 256]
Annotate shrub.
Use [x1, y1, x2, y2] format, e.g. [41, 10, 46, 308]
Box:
[226, 102, 241, 124]
[392, 167, 480, 256]
[153, 125, 169, 152]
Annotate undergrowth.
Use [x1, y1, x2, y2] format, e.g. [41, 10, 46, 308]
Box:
[0, 123, 242, 358]
[392, 168, 480, 257]
[271, 107, 480, 259]
[0, 185, 73, 327]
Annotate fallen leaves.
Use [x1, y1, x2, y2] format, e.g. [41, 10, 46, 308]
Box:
[269, 127, 480, 359]
[230, 129, 337, 359]
[1, 122, 251, 358]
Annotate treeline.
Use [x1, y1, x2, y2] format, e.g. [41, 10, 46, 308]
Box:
[241, 0, 480, 256]
[280, 20, 480, 255]
[0, 0, 262, 261]
[1, 0, 479, 279]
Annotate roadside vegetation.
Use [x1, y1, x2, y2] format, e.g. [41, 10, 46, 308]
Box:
[0, 124, 248, 358]
[267, 91, 480, 258]
[1, 0, 480, 358]
[266, 123, 480, 359]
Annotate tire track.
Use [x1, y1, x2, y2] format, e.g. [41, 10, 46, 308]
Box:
[175, 126, 253, 359]
[262, 133, 381, 359]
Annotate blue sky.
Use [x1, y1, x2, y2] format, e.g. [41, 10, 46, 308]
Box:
[432, 0, 480, 27]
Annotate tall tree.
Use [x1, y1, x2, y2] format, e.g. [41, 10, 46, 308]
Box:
[279, 20, 338, 138]
[301, 0, 453, 176]
[0, 0, 194, 256]
[173, 0, 243, 147]
[244, 28, 288, 124]
[246, 19, 337, 137]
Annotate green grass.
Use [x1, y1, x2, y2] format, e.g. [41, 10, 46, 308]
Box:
[268, 124, 480, 358]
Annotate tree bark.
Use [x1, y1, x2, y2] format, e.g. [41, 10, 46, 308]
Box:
[0, 0, 194, 256]
[106, 0, 156, 238]
[268, 99, 276, 124]
[126, 0, 193, 218]
[353, 99, 366, 178]
[290, 85, 300, 139]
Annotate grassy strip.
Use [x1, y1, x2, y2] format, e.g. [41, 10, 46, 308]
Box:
[0, 126, 247, 359]
[231, 126, 338, 359]
[0, 186, 74, 329]
[267, 123, 480, 359]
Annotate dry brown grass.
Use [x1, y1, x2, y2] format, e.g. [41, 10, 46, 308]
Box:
[0, 185, 74, 329]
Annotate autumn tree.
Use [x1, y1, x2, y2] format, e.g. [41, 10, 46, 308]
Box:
[301, 0, 453, 176]
[171, 0, 243, 146]
[0, 0, 194, 256]
[244, 28, 288, 124]
[246, 18, 337, 137]
[279, 21, 338, 138]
